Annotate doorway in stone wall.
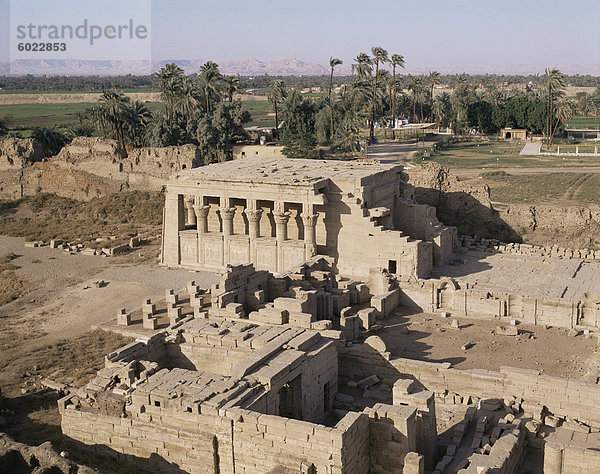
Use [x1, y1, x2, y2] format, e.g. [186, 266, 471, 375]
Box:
[279, 375, 302, 420]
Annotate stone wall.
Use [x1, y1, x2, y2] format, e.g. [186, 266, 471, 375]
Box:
[61, 400, 370, 473]
[396, 199, 457, 266]
[55, 137, 201, 189]
[233, 144, 285, 160]
[61, 407, 227, 473]
[365, 403, 417, 473]
[459, 235, 600, 261]
[458, 428, 525, 474]
[396, 276, 600, 330]
[339, 343, 600, 428]
[0, 137, 43, 170]
[544, 438, 600, 473]
[0, 137, 203, 200]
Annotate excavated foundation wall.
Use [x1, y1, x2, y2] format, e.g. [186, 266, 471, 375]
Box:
[405, 163, 600, 249]
[60, 402, 370, 473]
[339, 344, 600, 428]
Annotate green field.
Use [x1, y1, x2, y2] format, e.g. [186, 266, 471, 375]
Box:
[423, 139, 600, 169]
[565, 116, 600, 130]
[242, 99, 275, 127]
[0, 88, 159, 95]
[0, 99, 274, 130]
[0, 102, 164, 129]
[482, 172, 600, 204]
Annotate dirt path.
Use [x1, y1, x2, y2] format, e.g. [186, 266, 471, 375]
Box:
[367, 138, 443, 165]
[563, 173, 594, 200]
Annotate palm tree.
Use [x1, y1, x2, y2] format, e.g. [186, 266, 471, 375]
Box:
[369, 46, 389, 141]
[200, 61, 222, 115]
[155, 63, 184, 127]
[575, 92, 590, 116]
[328, 57, 343, 139]
[96, 90, 131, 155]
[550, 100, 574, 144]
[433, 92, 451, 128]
[408, 76, 423, 122]
[390, 54, 405, 134]
[591, 87, 600, 131]
[352, 53, 372, 79]
[268, 80, 287, 139]
[427, 71, 441, 122]
[225, 76, 240, 102]
[126, 101, 153, 147]
[545, 68, 566, 144]
[175, 77, 201, 123]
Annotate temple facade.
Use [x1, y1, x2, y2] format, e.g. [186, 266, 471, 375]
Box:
[160, 156, 456, 278]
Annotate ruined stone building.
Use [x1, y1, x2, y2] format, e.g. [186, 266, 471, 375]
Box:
[57, 157, 600, 473]
[60, 258, 600, 473]
[160, 156, 457, 278]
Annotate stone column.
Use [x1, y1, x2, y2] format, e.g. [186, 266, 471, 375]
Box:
[244, 208, 263, 239]
[184, 197, 196, 226]
[219, 207, 236, 236]
[273, 211, 291, 241]
[193, 204, 210, 234]
[273, 209, 290, 272]
[301, 211, 319, 259]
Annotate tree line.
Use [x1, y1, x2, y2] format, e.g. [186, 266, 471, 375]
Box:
[1, 57, 599, 160]
[1, 71, 599, 92]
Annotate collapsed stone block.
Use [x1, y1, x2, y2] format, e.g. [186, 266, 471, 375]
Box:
[142, 317, 158, 330]
[341, 315, 360, 341]
[117, 308, 131, 326]
[358, 374, 380, 388]
[165, 289, 179, 304]
[288, 311, 315, 328]
[246, 289, 266, 310]
[142, 299, 155, 317]
[364, 335, 388, 353]
[496, 325, 518, 336]
[50, 239, 63, 249]
[167, 304, 182, 323]
[226, 303, 245, 317]
[310, 320, 332, 330]
[357, 307, 377, 330]
[190, 294, 204, 308]
[249, 307, 289, 325]
[403, 452, 424, 474]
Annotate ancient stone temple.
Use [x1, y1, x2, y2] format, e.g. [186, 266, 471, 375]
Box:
[160, 157, 457, 278]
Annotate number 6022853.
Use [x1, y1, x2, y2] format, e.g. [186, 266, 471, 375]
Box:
[17, 43, 67, 52]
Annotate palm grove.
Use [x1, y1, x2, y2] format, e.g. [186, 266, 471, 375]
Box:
[3, 50, 599, 161]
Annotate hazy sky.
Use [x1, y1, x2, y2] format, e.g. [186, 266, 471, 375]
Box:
[1, 0, 599, 72]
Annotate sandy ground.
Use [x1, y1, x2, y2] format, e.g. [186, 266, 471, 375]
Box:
[0, 235, 221, 468]
[436, 250, 600, 302]
[0, 235, 221, 396]
[0, 236, 219, 345]
[379, 308, 600, 381]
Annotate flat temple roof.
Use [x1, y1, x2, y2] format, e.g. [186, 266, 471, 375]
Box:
[170, 156, 399, 187]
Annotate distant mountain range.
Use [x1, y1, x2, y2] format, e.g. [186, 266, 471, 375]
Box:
[1, 57, 332, 76]
[1, 58, 598, 76]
